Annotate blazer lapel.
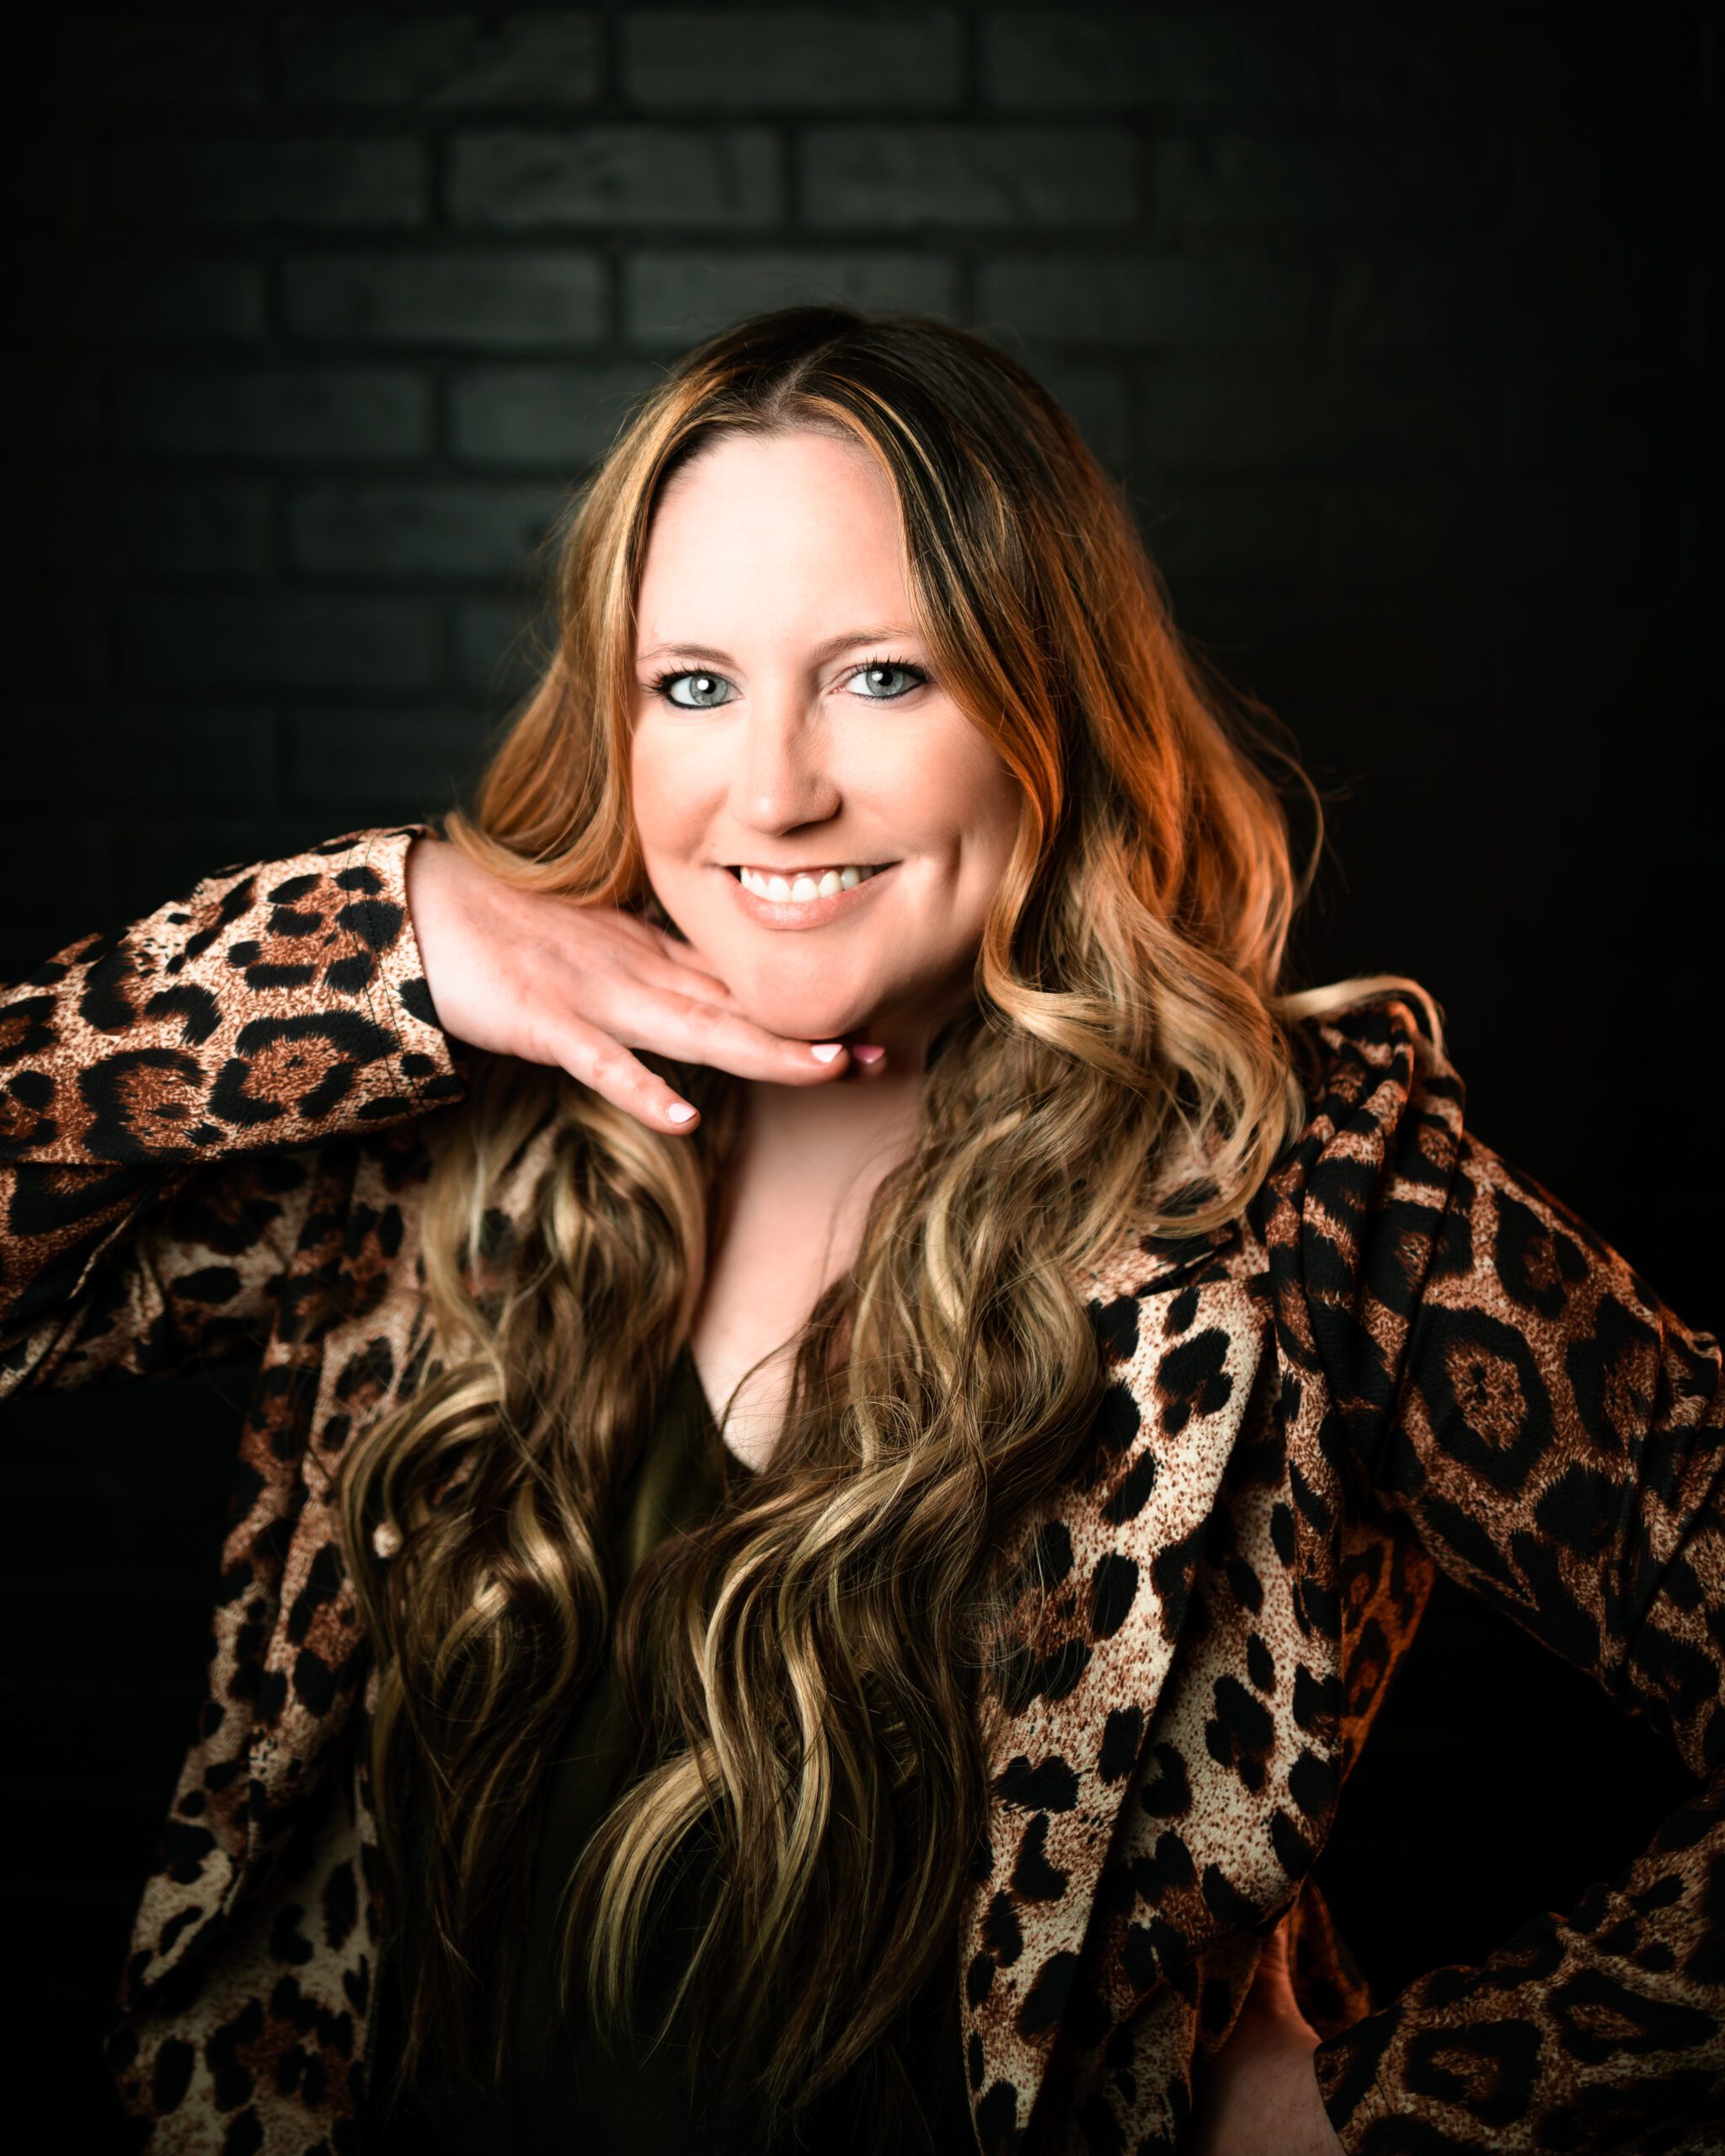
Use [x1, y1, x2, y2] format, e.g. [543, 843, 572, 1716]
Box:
[961, 1216, 1281, 2150]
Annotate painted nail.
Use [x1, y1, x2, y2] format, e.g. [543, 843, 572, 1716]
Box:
[810, 1043, 844, 1064]
[667, 1102, 698, 1123]
[852, 1044, 886, 1065]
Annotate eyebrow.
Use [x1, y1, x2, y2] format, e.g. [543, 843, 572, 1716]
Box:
[635, 626, 919, 668]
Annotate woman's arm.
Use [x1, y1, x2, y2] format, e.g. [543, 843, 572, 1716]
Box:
[1265, 1000, 1725, 2150]
[1, 821, 881, 1397]
[0, 822, 463, 1393]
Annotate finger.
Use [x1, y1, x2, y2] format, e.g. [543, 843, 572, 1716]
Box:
[560, 919, 742, 1017]
[570, 910, 745, 1006]
[604, 984, 857, 1086]
[638, 921, 732, 984]
[607, 933, 739, 1007]
[594, 905, 734, 985]
[546, 1014, 705, 1134]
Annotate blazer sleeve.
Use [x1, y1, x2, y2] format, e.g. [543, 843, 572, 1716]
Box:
[1260, 995, 1725, 2151]
[0, 822, 467, 1396]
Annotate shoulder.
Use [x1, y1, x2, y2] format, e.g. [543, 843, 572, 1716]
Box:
[1254, 980, 1467, 1251]
[1282, 979, 1460, 1142]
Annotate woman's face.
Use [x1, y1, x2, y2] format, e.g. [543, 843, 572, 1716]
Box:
[629, 427, 1022, 1061]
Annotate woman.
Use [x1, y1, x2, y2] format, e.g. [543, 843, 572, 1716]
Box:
[3, 307, 1719, 2156]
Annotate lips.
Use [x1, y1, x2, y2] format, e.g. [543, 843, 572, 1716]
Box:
[723, 859, 897, 931]
[734, 862, 885, 901]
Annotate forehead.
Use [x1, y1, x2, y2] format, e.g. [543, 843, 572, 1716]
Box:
[637, 430, 912, 642]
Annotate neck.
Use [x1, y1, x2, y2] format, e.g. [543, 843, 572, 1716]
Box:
[739, 981, 970, 1166]
[739, 1054, 921, 1180]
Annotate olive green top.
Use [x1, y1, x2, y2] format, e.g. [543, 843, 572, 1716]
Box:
[365, 1344, 975, 2153]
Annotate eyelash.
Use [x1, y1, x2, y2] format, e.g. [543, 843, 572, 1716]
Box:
[646, 655, 929, 707]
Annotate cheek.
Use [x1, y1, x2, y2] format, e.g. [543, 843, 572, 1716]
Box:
[945, 738, 1023, 868]
[629, 732, 706, 856]
[878, 710, 1012, 832]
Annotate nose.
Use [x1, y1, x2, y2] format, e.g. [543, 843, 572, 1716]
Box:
[729, 685, 841, 838]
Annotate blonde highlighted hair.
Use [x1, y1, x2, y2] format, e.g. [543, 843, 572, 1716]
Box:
[339, 306, 1433, 2141]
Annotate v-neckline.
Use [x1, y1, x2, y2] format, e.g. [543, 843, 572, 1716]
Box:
[677, 1340, 763, 1477]
[680, 1339, 720, 1441]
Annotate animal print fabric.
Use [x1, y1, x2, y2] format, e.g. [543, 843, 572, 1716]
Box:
[3, 825, 1722, 2153]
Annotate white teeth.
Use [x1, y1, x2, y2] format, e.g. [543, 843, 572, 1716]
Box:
[738, 863, 880, 900]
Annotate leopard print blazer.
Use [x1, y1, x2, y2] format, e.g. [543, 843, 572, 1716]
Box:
[3, 823, 1722, 2154]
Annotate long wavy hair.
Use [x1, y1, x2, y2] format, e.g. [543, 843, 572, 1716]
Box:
[339, 306, 1433, 2139]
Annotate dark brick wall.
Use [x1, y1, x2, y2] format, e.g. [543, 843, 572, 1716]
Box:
[4, 6, 1717, 2139]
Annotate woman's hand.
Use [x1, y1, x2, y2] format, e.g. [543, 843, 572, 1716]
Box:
[1188, 1914, 1345, 2156]
[405, 835, 873, 1133]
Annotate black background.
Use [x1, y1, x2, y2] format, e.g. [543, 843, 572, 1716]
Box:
[3, 5, 1718, 2142]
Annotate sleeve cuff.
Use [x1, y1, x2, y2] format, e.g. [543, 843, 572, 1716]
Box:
[342, 822, 469, 1122]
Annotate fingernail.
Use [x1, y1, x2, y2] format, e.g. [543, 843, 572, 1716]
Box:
[667, 1102, 698, 1123]
[852, 1044, 886, 1065]
[810, 1043, 844, 1064]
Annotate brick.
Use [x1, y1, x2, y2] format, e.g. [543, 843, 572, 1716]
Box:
[13, 130, 94, 231]
[977, 256, 1311, 348]
[14, 708, 276, 808]
[51, 259, 265, 345]
[30, 485, 272, 581]
[1512, 371, 1703, 483]
[801, 125, 1136, 230]
[115, 367, 430, 462]
[109, 818, 348, 932]
[1135, 362, 1503, 477]
[0, 817, 114, 979]
[982, 13, 1327, 113]
[1508, 131, 1704, 243]
[281, 251, 607, 349]
[1333, 13, 1695, 125]
[286, 483, 566, 580]
[17, 358, 101, 456]
[448, 360, 664, 467]
[1324, 488, 1672, 590]
[626, 250, 957, 348]
[449, 127, 782, 229]
[283, 710, 492, 812]
[1155, 136, 1503, 231]
[45, 17, 262, 108]
[278, 11, 602, 109]
[1332, 251, 1690, 354]
[624, 12, 962, 112]
[987, 346, 1133, 474]
[1188, 601, 1479, 718]
[1135, 485, 1316, 588]
[6, 589, 107, 689]
[120, 595, 442, 692]
[456, 600, 552, 704]
[112, 137, 425, 229]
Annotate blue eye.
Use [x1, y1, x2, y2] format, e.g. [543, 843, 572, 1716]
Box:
[654, 670, 735, 710]
[847, 660, 926, 701]
[647, 658, 927, 708]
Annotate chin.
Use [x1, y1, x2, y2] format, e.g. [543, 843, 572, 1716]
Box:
[727, 971, 871, 1042]
[747, 993, 873, 1043]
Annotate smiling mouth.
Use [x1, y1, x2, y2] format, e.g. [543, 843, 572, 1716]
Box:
[725, 862, 895, 899]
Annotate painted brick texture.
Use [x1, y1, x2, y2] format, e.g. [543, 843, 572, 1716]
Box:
[14, 3, 1711, 977]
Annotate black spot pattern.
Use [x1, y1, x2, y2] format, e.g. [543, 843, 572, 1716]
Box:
[8, 914, 1723, 2156]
